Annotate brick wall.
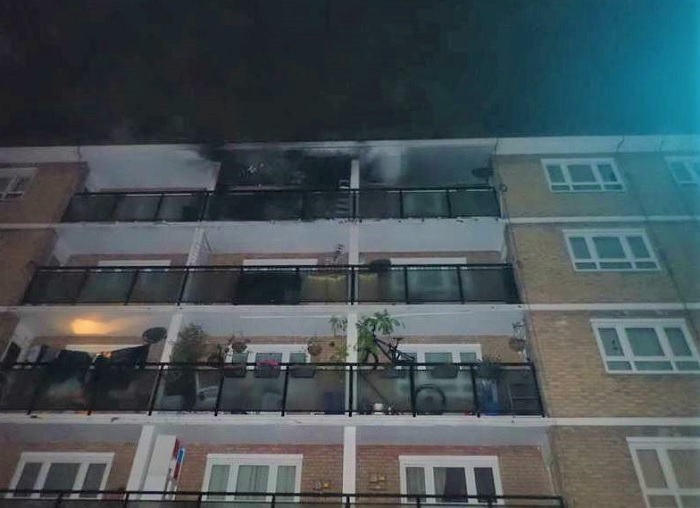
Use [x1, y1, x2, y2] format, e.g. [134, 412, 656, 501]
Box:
[177, 444, 343, 493]
[548, 426, 700, 508]
[495, 152, 699, 218]
[356, 445, 553, 497]
[0, 229, 56, 305]
[530, 311, 700, 417]
[509, 222, 694, 303]
[0, 163, 87, 224]
[0, 441, 136, 490]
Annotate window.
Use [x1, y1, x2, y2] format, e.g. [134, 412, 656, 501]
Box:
[542, 159, 624, 192]
[592, 320, 700, 373]
[400, 456, 503, 505]
[9, 452, 112, 499]
[0, 168, 35, 200]
[226, 345, 309, 365]
[242, 259, 318, 266]
[97, 260, 172, 267]
[564, 229, 659, 271]
[628, 438, 700, 507]
[203, 454, 302, 502]
[401, 344, 482, 364]
[666, 156, 700, 186]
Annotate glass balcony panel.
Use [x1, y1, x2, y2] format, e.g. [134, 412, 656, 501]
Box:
[299, 268, 349, 303]
[152, 367, 220, 412]
[447, 188, 499, 217]
[356, 365, 412, 414]
[405, 267, 460, 302]
[402, 190, 448, 217]
[235, 269, 302, 305]
[31, 364, 92, 412]
[459, 267, 519, 303]
[77, 271, 136, 304]
[218, 369, 285, 414]
[285, 365, 346, 414]
[113, 195, 160, 222]
[90, 365, 159, 412]
[180, 269, 239, 304]
[23, 271, 84, 304]
[157, 194, 206, 221]
[207, 192, 304, 221]
[0, 367, 44, 410]
[356, 269, 405, 303]
[356, 190, 401, 219]
[413, 368, 474, 415]
[64, 194, 119, 222]
[129, 269, 186, 304]
[304, 191, 352, 219]
[489, 366, 542, 416]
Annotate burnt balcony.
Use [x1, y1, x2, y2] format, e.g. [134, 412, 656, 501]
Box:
[61, 186, 500, 223]
[0, 361, 543, 417]
[22, 264, 519, 306]
[0, 490, 566, 507]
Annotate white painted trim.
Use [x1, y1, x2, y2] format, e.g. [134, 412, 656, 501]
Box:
[400, 344, 482, 363]
[390, 257, 467, 265]
[591, 319, 700, 374]
[242, 258, 318, 266]
[9, 452, 114, 499]
[665, 156, 700, 186]
[563, 228, 660, 272]
[541, 158, 625, 193]
[202, 454, 303, 501]
[226, 344, 309, 364]
[342, 427, 356, 495]
[399, 455, 503, 504]
[97, 260, 172, 267]
[627, 437, 700, 508]
[508, 215, 700, 224]
[126, 425, 155, 491]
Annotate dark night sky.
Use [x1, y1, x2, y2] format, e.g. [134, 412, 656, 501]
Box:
[0, 0, 698, 145]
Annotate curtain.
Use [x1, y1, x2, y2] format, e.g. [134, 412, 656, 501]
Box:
[78, 463, 106, 499]
[435, 467, 467, 502]
[405, 467, 426, 499]
[235, 465, 269, 501]
[41, 463, 79, 498]
[207, 465, 231, 501]
[275, 465, 297, 502]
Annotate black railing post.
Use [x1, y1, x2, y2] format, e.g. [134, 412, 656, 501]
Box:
[176, 267, 189, 305]
[345, 494, 351, 508]
[109, 193, 122, 220]
[27, 364, 50, 414]
[301, 191, 309, 220]
[493, 187, 502, 217]
[350, 267, 356, 304]
[198, 191, 211, 221]
[271, 492, 276, 508]
[148, 365, 165, 415]
[530, 362, 546, 416]
[445, 189, 452, 217]
[348, 365, 354, 416]
[86, 363, 99, 415]
[196, 492, 204, 507]
[403, 267, 410, 303]
[470, 364, 480, 417]
[54, 491, 64, 508]
[398, 190, 405, 218]
[409, 364, 417, 417]
[214, 366, 225, 417]
[456, 266, 464, 303]
[123, 269, 140, 305]
[153, 193, 165, 221]
[281, 367, 290, 416]
[73, 268, 91, 305]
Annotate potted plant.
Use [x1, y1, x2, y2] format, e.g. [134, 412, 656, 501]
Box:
[164, 324, 209, 405]
[306, 339, 323, 358]
[356, 311, 403, 362]
[230, 336, 249, 354]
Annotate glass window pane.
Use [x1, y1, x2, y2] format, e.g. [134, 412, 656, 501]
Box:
[668, 449, 700, 488]
[636, 450, 667, 488]
[676, 360, 700, 371]
[636, 361, 673, 371]
[627, 328, 664, 356]
[680, 495, 700, 507]
[627, 236, 651, 258]
[434, 467, 467, 502]
[568, 164, 596, 182]
[647, 495, 679, 507]
[671, 162, 692, 182]
[665, 328, 692, 356]
[15, 462, 41, 492]
[569, 237, 591, 259]
[459, 352, 478, 363]
[275, 465, 297, 497]
[599, 261, 633, 270]
[425, 352, 452, 364]
[289, 353, 307, 364]
[12, 177, 31, 193]
[546, 165, 565, 183]
[593, 237, 625, 259]
[235, 465, 269, 500]
[41, 463, 80, 497]
[597, 164, 618, 182]
[599, 328, 625, 357]
[255, 353, 283, 363]
[474, 467, 497, 498]
[405, 467, 426, 498]
[607, 360, 632, 371]
[79, 463, 106, 498]
[208, 465, 230, 500]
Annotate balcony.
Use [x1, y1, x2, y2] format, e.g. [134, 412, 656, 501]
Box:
[0, 362, 543, 417]
[22, 264, 519, 306]
[0, 490, 566, 507]
[61, 186, 500, 223]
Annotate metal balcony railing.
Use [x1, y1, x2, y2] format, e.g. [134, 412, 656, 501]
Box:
[62, 186, 500, 222]
[22, 264, 520, 305]
[0, 490, 566, 507]
[0, 362, 544, 417]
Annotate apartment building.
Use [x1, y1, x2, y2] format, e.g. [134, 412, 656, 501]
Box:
[0, 136, 697, 507]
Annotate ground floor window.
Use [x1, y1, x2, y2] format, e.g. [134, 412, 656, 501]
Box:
[9, 452, 112, 499]
[203, 454, 302, 502]
[400, 455, 502, 504]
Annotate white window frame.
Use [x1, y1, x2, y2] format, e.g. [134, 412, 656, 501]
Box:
[541, 158, 624, 192]
[0, 167, 35, 200]
[665, 156, 700, 186]
[202, 454, 303, 502]
[591, 319, 700, 374]
[243, 259, 318, 267]
[563, 229, 660, 272]
[97, 260, 172, 267]
[399, 455, 503, 505]
[389, 257, 468, 266]
[401, 344, 482, 364]
[9, 452, 113, 499]
[225, 344, 309, 365]
[628, 437, 700, 508]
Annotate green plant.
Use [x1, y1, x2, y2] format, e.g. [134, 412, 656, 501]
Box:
[329, 315, 347, 338]
[327, 341, 349, 363]
[171, 323, 209, 363]
[356, 310, 403, 353]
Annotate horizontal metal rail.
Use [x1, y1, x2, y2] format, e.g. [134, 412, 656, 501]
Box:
[22, 263, 520, 305]
[0, 362, 544, 417]
[62, 186, 501, 222]
[0, 489, 565, 507]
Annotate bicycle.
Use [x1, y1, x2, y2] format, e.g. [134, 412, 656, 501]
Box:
[358, 335, 416, 365]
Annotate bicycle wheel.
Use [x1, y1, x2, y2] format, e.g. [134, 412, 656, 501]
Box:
[358, 348, 379, 366]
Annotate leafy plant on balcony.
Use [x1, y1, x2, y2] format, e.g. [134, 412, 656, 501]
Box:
[328, 311, 404, 360]
[171, 323, 209, 363]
